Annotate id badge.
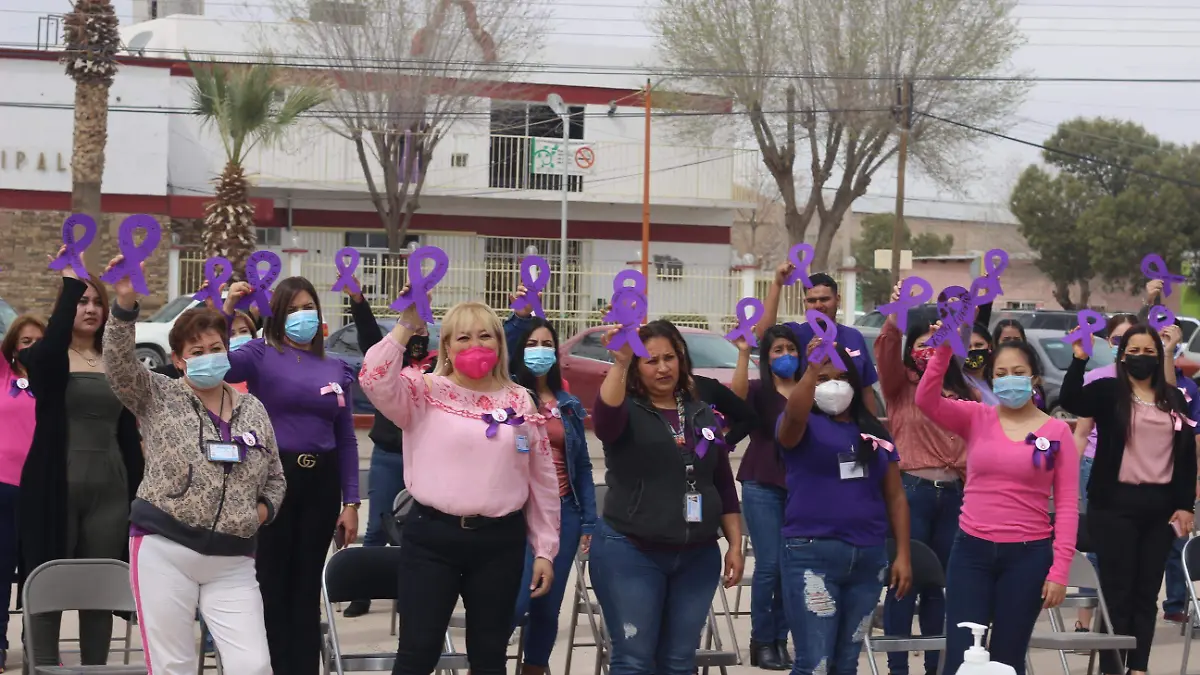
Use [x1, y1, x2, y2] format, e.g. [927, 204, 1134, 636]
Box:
[684, 491, 703, 523]
[206, 441, 241, 463]
[838, 452, 866, 480]
[516, 435, 530, 454]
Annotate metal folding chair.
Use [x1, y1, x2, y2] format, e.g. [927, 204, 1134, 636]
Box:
[1177, 536, 1200, 675]
[730, 512, 756, 619]
[563, 485, 609, 675]
[864, 540, 947, 675]
[21, 558, 148, 674]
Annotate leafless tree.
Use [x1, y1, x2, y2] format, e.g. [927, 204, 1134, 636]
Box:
[652, 0, 1028, 271]
[732, 173, 788, 268]
[262, 0, 548, 251]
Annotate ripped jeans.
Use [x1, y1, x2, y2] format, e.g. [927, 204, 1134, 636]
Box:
[781, 537, 887, 675]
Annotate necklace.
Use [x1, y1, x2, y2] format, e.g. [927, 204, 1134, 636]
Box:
[1133, 391, 1156, 406]
[70, 347, 98, 367]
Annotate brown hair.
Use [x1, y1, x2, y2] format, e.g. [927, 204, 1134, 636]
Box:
[263, 276, 325, 358]
[54, 277, 109, 353]
[624, 320, 696, 401]
[2, 314, 46, 371]
[168, 308, 229, 356]
[230, 310, 256, 336]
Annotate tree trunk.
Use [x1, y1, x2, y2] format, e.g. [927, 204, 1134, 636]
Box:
[1079, 279, 1091, 308]
[1053, 280, 1077, 311]
[70, 81, 109, 275]
[812, 208, 847, 273]
[202, 161, 257, 278]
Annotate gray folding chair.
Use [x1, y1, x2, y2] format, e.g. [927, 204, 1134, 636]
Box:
[730, 512, 756, 618]
[864, 540, 946, 675]
[21, 558, 148, 674]
[1178, 536, 1200, 675]
[563, 486, 610, 675]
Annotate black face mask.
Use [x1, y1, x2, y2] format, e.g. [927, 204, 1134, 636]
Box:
[405, 334, 430, 363]
[1123, 354, 1158, 381]
[964, 348, 991, 371]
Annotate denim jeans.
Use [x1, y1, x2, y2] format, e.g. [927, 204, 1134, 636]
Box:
[512, 497, 584, 666]
[363, 446, 406, 547]
[1164, 535, 1189, 615]
[882, 474, 962, 675]
[589, 519, 721, 675]
[781, 537, 887, 675]
[942, 531, 1052, 675]
[741, 481, 789, 644]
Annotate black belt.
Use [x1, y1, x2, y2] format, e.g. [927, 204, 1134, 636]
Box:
[414, 502, 522, 531]
[281, 451, 333, 469]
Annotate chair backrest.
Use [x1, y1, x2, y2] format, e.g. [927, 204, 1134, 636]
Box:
[1066, 549, 1102, 588]
[1183, 536, 1200, 583]
[887, 539, 944, 589]
[384, 489, 417, 546]
[323, 546, 405, 604]
[22, 559, 136, 615]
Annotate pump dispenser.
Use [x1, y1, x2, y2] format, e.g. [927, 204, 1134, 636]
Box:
[955, 622, 1017, 675]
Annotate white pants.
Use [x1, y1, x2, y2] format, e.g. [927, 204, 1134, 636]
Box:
[130, 534, 272, 675]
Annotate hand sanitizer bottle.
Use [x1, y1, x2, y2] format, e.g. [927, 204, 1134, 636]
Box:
[955, 622, 1017, 675]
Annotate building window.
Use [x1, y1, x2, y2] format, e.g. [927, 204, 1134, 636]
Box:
[653, 254, 685, 282]
[488, 101, 584, 193]
[451, 153, 469, 168]
[1004, 301, 1038, 310]
[482, 237, 583, 320]
[344, 232, 403, 250]
[256, 228, 283, 247]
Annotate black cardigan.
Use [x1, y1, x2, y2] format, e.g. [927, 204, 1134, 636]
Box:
[348, 297, 403, 451]
[694, 375, 758, 447]
[17, 278, 144, 573]
[1060, 356, 1196, 513]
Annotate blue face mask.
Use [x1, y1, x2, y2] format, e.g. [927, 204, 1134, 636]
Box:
[229, 335, 252, 351]
[1111, 344, 1120, 361]
[770, 354, 800, 379]
[524, 346, 557, 376]
[284, 310, 320, 344]
[992, 375, 1034, 409]
[185, 352, 230, 390]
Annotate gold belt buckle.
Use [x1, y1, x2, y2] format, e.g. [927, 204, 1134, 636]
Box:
[297, 453, 317, 468]
[460, 515, 478, 530]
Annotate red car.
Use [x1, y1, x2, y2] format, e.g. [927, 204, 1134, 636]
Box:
[559, 325, 761, 417]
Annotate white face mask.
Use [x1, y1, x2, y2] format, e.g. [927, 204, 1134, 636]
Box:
[814, 380, 855, 416]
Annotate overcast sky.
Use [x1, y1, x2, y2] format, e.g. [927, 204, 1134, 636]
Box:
[3, 0, 1200, 222]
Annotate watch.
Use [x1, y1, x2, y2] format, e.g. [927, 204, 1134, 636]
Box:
[343, 502, 361, 510]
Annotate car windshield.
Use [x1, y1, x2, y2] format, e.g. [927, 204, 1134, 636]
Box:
[683, 333, 742, 368]
[1039, 336, 1113, 372]
[0, 299, 17, 333]
[145, 296, 197, 323]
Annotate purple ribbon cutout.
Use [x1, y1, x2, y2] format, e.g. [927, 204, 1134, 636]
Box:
[694, 426, 726, 459]
[925, 286, 973, 357]
[877, 276, 933, 333]
[784, 243, 815, 287]
[603, 270, 651, 358]
[331, 247, 362, 296]
[511, 255, 550, 318]
[481, 407, 525, 439]
[1143, 253, 1187, 297]
[972, 249, 1009, 305]
[99, 215, 161, 294]
[805, 309, 847, 371]
[47, 213, 97, 279]
[8, 378, 32, 399]
[1063, 309, 1105, 357]
[1148, 304, 1177, 332]
[1027, 433, 1060, 471]
[235, 250, 283, 318]
[193, 257, 232, 306]
[390, 246, 449, 323]
[724, 297, 764, 348]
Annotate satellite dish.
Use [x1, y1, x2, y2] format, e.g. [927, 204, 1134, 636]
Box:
[546, 93, 566, 116]
[126, 31, 153, 56]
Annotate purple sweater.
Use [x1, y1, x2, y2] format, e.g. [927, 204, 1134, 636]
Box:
[226, 339, 359, 502]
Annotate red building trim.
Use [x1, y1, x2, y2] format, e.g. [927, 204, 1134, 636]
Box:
[0, 190, 276, 223]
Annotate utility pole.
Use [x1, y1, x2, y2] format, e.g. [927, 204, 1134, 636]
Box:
[890, 78, 913, 286]
[546, 93, 570, 324]
[641, 79, 652, 283]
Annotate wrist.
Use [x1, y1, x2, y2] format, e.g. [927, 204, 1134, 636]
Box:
[343, 502, 361, 510]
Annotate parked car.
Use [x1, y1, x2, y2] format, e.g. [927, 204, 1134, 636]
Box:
[326, 320, 441, 415]
[989, 310, 1081, 333]
[0, 297, 17, 337]
[1023, 328, 1113, 419]
[133, 295, 203, 367]
[853, 304, 941, 356]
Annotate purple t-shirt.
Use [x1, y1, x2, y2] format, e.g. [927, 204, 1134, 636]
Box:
[736, 379, 787, 489]
[777, 413, 899, 547]
[784, 321, 879, 387]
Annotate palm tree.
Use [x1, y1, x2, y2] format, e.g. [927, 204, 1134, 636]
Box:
[62, 0, 120, 224]
[188, 55, 329, 274]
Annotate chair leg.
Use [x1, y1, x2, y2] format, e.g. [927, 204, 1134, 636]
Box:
[514, 624, 527, 675]
[124, 618, 134, 665]
[1047, 608, 1071, 675]
[1182, 610, 1195, 675]
[864, 634, 881, 675]
[564, 594, 581, 675]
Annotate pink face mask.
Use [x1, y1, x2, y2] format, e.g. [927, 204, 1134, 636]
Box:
[454, 346, 499, 380]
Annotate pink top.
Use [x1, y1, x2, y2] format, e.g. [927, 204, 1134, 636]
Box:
[359, 333, 561, 561]
[1118, 403, 1176, 485]
[0, 358, 35, 486]
[916, 346, 1079, 585]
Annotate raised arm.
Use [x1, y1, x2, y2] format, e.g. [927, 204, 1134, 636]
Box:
[360, 333, 428, 430]
[874, 319, 910, 402]
[731, 340, 752, 399]
[914, 345, 976, 438]
[1059, 350, 1101, 419]
[754, 263, 792, 341]
[777, 360, 819, 449]
[1047, 423, 1080, 586]
[348, 295, 384, 354]
[103, 255, 167, 418]
[19, 277, 87, 385]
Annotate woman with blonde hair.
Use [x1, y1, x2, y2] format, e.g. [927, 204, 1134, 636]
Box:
[361, 295, 560, 675]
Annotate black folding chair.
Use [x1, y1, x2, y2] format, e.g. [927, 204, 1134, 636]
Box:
[864, 540, 946, 675]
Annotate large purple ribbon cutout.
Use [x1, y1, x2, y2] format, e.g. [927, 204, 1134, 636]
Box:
[390, 246, 449, 323]
[47, 213, 98, 280]
[784, 243, 815, 288]
[331, 247, 362, 296]
[603, 270, 650, 358]
[1142, 253, 1187, 297]
[193, 256, 232, 306]
[1063, 309, 1105, 357]
[235, 250, 283, 318]
[1148, 304, 1177, 332]
[99, 215, 162, 295]
[924, 286, 973, 358]
[805, 309, 847, 371]
[724, 297, 765, 349]
[877, 276, 933, 333]
[511, 255, 550, 318]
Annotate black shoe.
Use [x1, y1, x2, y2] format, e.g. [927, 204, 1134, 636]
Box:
[749, 641, 787, 670]
[343, 600, 371, 618]
[775, 640, 793, 668]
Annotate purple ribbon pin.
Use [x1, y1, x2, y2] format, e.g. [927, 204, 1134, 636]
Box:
[1142, 253, 1187, 297]
[1148, 304, 1177, 332]
[1063, 309, 1105, 357]
[235, 250, 283, 318]
[784, 243, 815, 287]
[482, 407, 525, 439]
[511, 255, 550, 318]
[48, 213, 98, 279]
[805, 309, 847, 371]
[877, 276, 933, 333]
[9, 377, 32, 399]
[724, 297, 764, 349]
[331, 247, 362, 296]
[694, 426, 726, 459]
[390, 246, 449, 323]
[99, 215, 162, 294]
[603, 270, 651, 358]
[709, 404, 727, 430]
[193, 257, 232, 306]
[1027, 433, 1060, 471]
[925, 286, 973, 357]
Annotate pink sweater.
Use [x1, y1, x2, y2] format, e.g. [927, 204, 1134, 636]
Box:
[360, 333, 561, 561]
[916, 346, 1079, 585]
[0, 358, 35, 487]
